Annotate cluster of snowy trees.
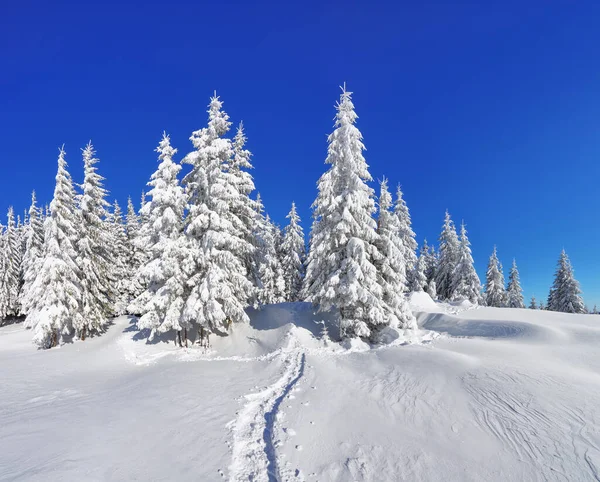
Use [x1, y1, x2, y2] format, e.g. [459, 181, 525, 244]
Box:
[0, 86, 590, 348]
[3, 95, 308, 348]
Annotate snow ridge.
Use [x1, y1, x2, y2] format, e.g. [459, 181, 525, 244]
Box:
[228, 331, 306, 482]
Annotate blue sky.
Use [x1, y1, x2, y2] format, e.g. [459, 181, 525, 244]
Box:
[1, 0, 599, 307]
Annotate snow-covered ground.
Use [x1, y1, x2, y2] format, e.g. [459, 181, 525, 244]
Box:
[1, 294, 599, 481]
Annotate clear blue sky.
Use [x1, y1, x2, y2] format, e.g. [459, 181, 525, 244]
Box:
[1, 0, 599, 307]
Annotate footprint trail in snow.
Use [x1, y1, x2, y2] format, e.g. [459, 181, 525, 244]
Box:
[227, 332, 306, 482]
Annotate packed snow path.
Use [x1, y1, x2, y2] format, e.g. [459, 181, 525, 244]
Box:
[227, 331, 306, 482]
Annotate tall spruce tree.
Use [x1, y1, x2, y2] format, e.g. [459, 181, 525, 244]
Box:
[394, 184, 418, 290]
[547, 250, 585, 314]
[303, 85, 387, 339]
[451, 222, 481, 303]
[133, 133, 188, 341]
[485, 246, 506, 308]
[229, 122, 260, 292]
[26, 148, 82, 348]
[255, 208, 286, 305]
[4, 207, 22, 316]
[75, 142, 115, 339]
[19, 191, 44, 316]
[280, 202, 306, 302]
[506, 259, 525, 308]
[181, 94, 254, 336]
[125, 197, 146, 311]
[0, 225, 7, 320]
[375, 179, 415, 328]
[108, 200, 129, 315]
[410, 251, 427, 292]
[435, 211, 460, 300]
[421, 239, 437, 289]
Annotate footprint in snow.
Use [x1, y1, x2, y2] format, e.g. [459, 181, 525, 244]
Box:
[295, 445, 303, 451]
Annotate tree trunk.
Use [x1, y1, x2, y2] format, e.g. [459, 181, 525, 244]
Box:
[51, 330, 58, 348]
[81, 326, 86, 341]
[177, 330, 182, 347]
[184, 328, 188, 348]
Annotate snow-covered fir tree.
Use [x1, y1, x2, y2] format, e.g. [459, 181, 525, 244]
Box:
[506, 259, 525, 308]
[409, 250, 427, 292]
[19, 191, 45, 316]
[3, 207, 22, 316]
[394, 184, 417, 290]
[485, 246, 506, 308]
[280, 202, 306, 302]
[75, 142, 116, 339]
[26, 148, 82, 348]
[0, 225, 7, 320]
[181, 94, 254, 336]
[375, 179, 415, 328]
[421, 239, 437, 289]
[124, 197, 146, 312]
[450, 222, 481, 303]
[229, 122, 260, 292]
[435, 211, 460, 301]
[133, 133, 188, 341]
[427, 279, 438, 300]
[547, 250, 585, 314]
[303, 85, 389, 339]
[529, 296, 538, 310]
[255, 207, 286, 305]
[107, 200, 129, 316]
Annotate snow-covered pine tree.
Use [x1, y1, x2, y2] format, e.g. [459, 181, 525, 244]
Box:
[250, 194, 286, 305]
[421, 239, 437, 289]
[547, 250, 585, 314]
[19, 191, 45, 316]
[506, 259, 525, 308]
[435, 211, 460, 300]
[303, 85, 387, 339]
[427, 279, 437, 300]
[181, 94, 254, 336]
[485, 246, 506, 308]
[4, 207, 22, 316]
[108, 200, 129, 316]
[75, 142, 116, 339]
[410, 250, 427, 292]
[133, 133, 188, 341]
[450, 222, 481, 303]
[280, 202, 306, 302]
[229, 122, 260, 292]
[529, 296, 538, 310]
[26, 148, 82, 347]
[375, 178, 415, 328]
[124, 197, 146, 312]
[258, 212, 286, 305]
[0, 225, 7, 320]
[394, 184, 418, 290]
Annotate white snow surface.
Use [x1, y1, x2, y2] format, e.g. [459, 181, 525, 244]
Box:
[1, 298, 600, 481]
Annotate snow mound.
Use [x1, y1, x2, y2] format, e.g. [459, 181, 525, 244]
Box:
[408, 291, 441, 312]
